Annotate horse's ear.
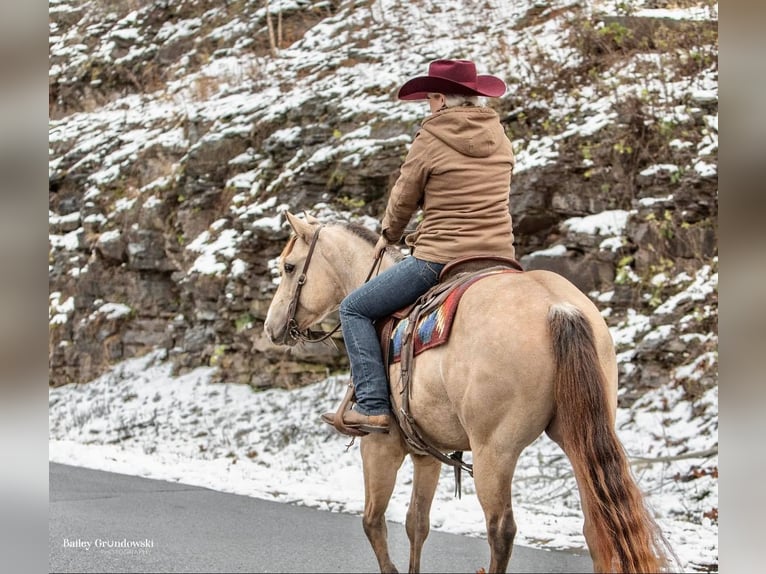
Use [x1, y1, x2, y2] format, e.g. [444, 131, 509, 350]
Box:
[285, 211, 315, 243]
[303, 211, 320, 225]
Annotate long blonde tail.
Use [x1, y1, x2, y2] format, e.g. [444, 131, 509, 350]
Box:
[548, 304, 672, 573]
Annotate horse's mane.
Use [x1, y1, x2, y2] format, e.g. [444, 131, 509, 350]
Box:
[331, 220, 404, 262]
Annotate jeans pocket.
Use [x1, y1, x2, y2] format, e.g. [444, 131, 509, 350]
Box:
[419, 260, 444, 284]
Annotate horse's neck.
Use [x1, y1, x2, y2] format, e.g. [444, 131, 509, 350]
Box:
[334, 229, 397, 295]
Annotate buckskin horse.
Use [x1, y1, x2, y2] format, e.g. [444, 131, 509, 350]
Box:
[264, 212, 670, 573]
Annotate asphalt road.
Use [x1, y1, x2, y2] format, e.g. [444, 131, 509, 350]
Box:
[49, 462, 593, 573]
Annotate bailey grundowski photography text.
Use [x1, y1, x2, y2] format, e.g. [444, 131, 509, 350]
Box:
[62, 538, 155, 552]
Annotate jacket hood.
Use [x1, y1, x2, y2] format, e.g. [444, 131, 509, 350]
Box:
[420, 107, 505, 158]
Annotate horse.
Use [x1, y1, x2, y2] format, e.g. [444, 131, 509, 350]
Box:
[264, 212, 671, 573]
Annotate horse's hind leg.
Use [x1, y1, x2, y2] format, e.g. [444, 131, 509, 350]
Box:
[406, 454, 441, 573]
[361, 435, 407, 573]
[546, 427, 605, 572]
[472, 446, 519, 573]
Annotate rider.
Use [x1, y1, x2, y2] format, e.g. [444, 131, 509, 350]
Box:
[322, 59, 517, 435]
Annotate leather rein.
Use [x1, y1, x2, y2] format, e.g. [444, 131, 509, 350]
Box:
[284, 225, 384, 344]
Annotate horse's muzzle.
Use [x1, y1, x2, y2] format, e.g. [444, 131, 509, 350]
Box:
[264, 320, 298, 347]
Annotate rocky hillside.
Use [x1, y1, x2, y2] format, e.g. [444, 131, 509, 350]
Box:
[49, 0, 718, 408]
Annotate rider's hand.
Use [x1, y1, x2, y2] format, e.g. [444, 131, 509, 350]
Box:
[374, 235, 388, 259]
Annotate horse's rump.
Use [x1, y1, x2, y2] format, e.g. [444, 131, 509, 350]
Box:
[387, 268, 520, 363]
[388, 271, 568, 453]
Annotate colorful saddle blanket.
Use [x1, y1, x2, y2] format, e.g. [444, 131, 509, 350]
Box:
[389, 269, 516, 364]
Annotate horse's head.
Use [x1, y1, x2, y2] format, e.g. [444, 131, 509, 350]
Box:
[264, 212, 343, 346]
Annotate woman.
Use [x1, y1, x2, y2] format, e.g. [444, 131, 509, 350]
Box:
[322, 59, 517, 434]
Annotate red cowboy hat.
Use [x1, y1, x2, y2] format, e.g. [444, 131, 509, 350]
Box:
[397, 59, 506, 100]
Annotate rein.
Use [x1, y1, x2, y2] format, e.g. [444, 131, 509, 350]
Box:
[285, 225, 384, 344]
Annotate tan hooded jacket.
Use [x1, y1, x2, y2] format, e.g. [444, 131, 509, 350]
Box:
[381, 106, 516, 264]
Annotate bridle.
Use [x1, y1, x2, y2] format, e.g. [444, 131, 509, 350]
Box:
[283, 225, 384, 344]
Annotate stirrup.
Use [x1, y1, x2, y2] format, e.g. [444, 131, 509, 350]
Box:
[329, 382, 367, 437]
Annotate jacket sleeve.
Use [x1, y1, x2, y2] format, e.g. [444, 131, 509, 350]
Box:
[380, 131, 431, 243]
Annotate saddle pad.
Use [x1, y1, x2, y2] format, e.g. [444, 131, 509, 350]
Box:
[390, 269, 513, 363]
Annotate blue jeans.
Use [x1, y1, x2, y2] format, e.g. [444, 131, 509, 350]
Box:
[340, 256, 445, 416]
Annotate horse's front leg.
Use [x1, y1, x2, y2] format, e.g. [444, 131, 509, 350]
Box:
[361, 432, 407, 573]
[406, 454, 441, 573]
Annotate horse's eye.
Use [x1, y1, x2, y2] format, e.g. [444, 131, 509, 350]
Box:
[283, 263, 295, 274]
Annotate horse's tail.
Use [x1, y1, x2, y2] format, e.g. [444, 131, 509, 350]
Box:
[548, 302, 671, 573]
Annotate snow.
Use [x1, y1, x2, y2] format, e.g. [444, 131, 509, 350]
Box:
[156, 18, 201, 43]
[49, 228, 82, 251]
[610, 308, 652, 347]
[252, 213, 284, 233]
[639, 194, 675, 207]
[654, 263, 717, 315]
[641, 164, 680, 177]
[91, 302, 133, 321]
[529, 244, 567, 258]
[694, 159, 717, 177]
[230, 258, 247, 278]
[187, 227, 241, 276]
[599, 236, 624, 251]
[634, 7, 716, 20]
[97, 229, 121, 244]
[49, 211, 81, 227]
[562, 210, 629, 237]
[48, 0, 718, 570]
[49, 293, 75, 325]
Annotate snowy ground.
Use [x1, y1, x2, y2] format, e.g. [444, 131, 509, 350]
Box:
[49, 347, 717, 572]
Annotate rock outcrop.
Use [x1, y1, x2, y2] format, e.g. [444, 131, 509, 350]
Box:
[49, 0, 718, 406]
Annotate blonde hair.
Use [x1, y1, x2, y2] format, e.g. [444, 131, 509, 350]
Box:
[445, 94, 480, 107]
[428, 93, 481, 108]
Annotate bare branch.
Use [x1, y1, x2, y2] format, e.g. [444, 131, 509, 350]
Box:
[266, 0, 278, 56]
[630, 446, 718, 465]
